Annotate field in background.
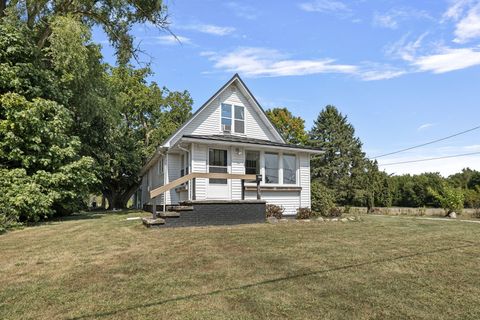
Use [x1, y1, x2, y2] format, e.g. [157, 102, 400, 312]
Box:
[1, 211, 480, 319]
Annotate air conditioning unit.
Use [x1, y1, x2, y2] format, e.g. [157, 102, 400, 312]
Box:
[222, 124, 231, 132]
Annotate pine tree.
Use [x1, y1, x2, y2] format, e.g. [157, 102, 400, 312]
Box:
[309, 105, 368, 205]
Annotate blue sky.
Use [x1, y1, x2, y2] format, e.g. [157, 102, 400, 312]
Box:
[94, 0, 480, 176]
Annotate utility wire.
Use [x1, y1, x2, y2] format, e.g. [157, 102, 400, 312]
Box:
[378, 151, 480, 166]
[372, 125, 480, 159]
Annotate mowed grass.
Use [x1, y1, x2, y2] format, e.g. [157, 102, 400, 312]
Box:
[1, 212, 480, 320]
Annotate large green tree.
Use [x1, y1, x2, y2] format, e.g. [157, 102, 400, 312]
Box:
[0, 0, 170, 64]
[97, 66, 192, 209]
[309, 105, 369, 204]
[266, 107, 308, 145]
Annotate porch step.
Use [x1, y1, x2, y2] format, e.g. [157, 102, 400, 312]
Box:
[158, 211, 180, 218]
[168, 205, 194, 212]
[142, 217, 165, 227]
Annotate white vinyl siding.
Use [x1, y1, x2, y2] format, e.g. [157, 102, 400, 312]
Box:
[167, 84, 280, 146]
[192, 143, 208, 200]
[246, 191, 300, 216]
[231, 146, 245, 200]
[299, 153, 311, 208]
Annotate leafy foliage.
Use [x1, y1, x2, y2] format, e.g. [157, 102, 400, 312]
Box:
[311, 181, 335, 216]
[296, 207, 315, 219]
[266, 107, 308, 145]
[428, 183, 464, 215]
[266, 204, 284, 219]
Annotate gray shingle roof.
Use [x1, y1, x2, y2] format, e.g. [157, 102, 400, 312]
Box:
[181, 134, 323, 152]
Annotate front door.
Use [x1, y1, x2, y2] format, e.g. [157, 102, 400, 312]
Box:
[207, 148, 230, 199]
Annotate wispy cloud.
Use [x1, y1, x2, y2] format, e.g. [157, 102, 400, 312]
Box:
[373, 8, 432, 30]
[299, 0, 350, 13]
[203, 47, 406, 80]
[225, 2, 258, 20]
[412, 46, 480, 73]
[443, 0, 480, 43]
[178, 23, 236, 36]
[417, 123, 436, 131]
[155, 35, 192, 45]
[204, 47, 357, 77]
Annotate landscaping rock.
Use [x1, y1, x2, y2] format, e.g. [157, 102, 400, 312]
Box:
[316, 217, 324, 222]
[267, 217, 278, 224]
[347, 217, 355, 221]
[340, 218, 348, 222]
[448, 212, 457, 219]
[331, 218, 339, 222]
[279, 218, 289, 223]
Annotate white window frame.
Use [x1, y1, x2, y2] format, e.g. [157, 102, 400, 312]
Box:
[208, 148, 228, 184]
[220, 103, 245, 134]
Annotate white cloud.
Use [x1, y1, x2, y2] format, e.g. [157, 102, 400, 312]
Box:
[299, 0, 349, 13]
[417, 123, 436, 131]
[225, 2, 258, 20]
[373, 8, 432, 30]
[156, 35, 191, 45]
[178, 24, 236, 36]
[204, 47, 406, 81]
[413, 46, 480, 73]
[454, 3, 480, 43]
[443, 0, 474, 21]
[205, 47, 358, 77]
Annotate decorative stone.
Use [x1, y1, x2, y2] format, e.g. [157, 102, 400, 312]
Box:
[331, 218, 339, 222]
[449, 212, 457, 219]
[347, 217, 355, 221]
[267, 217, 278, 224]
[300, 219, 311, 222]
[279, 218, 289, 223]
[142, 217, 165, 227]
[316, 217, 324, 222]
[340, 218, 348, 222]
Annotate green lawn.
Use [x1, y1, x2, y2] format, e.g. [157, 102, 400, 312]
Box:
[1, 212, 480, 319]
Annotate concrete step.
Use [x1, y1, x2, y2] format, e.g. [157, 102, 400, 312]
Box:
[168, 205, 194, 212]
[158, 211, 180, 218]
[142, 217, 165, 227]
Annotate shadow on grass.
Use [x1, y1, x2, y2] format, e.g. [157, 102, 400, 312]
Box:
[69, 242, 476, 320]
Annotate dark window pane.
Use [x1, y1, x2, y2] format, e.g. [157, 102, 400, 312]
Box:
[245, 151, 260, 174]
[209, 149, 228, 184]
[221, 103, 231, 118]
[283, 154, 296, 184]
[234, 105, 244, 120]
[234, 120, 244, 133]
[265, 153, 279, 184]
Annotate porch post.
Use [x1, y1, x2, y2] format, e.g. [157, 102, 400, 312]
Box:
[163, 192, 166, 212]
[241, 179, 245, 200]
[256, 174, 262, 200]
[152, 197, 157, 219]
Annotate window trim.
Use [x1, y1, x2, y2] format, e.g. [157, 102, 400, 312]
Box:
[264, 152, 279, 184]
[282, 153, 297, 185]
[220, 103, 246, 134]
[208, 148, 228, 184]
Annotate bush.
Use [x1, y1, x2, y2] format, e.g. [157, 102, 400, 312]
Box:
[428, 183, 464, 215]
[296, 207, 315, 219]
[266, 204, 284, 219]
[325, 207, 343, 218]
[311, 181, 335, 216]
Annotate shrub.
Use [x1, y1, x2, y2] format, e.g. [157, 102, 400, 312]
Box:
[296, 207, 315, 219]
[327, 207, 343, 218]
[428, 183, 464, 215]
[266, 204, 284, 219]
[343, 205, 351, 214]
[311, 181, 335, 216]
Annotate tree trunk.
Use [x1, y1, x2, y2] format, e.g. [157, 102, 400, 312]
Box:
[0, 0, 6, 18]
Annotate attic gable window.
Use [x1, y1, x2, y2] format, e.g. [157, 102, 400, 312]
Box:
[221, 103, 232, 132]
[221, 103, 245, 134]
[234, 105, 245, 133]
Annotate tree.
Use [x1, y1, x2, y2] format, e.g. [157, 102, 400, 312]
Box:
[0, 93, 97, 225]
[266, 107, 308, 145]
[1, 0, 170, 64]
[96, 66, 193, 209]
[428, 183, 464, 217]
[309, 105, 368, 204]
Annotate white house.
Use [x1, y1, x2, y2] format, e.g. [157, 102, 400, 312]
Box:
[136, 74, 322, 217]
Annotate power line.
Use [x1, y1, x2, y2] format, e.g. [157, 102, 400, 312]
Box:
[378, 151, 480, 167]
[372, 125, 480, 159]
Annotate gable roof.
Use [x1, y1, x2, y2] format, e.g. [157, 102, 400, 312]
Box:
[162, 74, 285, 147]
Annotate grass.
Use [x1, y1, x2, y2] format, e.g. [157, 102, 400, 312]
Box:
[1, 211, 480, 319]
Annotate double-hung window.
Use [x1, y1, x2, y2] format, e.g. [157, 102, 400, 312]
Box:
[221, 103, 245, 134]
[209, 149, 228, 184]
[283, 154, 297, 184]
[245, 151, 260, 174]
[265, 152, 279, 184]
[221, 104, 232, 132]
[234, 105, 245, 133]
